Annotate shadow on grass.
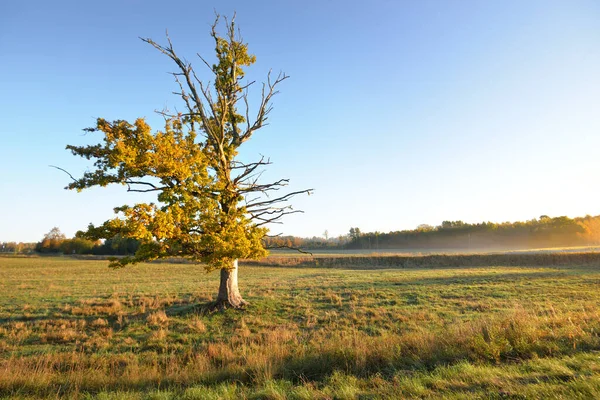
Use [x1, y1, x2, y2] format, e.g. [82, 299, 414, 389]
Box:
[165, 300, 249, 317]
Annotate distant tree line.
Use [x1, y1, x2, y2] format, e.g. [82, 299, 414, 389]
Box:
[33, 227, 140, 255]
[263, 215, 600, 252]
[0, 242, 36, 254]
[262, 234, 347, 250]
[345, 215, 600, 251]
[5, 215, 600, 256]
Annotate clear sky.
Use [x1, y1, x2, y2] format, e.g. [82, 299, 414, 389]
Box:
[1, 0, 599, 242]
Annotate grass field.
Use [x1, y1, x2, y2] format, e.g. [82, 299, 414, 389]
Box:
[1, 256, 600, 399]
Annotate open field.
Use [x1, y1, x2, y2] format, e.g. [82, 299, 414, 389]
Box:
[1, 256, 600, 399]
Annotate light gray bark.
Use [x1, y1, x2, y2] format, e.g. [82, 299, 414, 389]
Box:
[216, 259, 247, 308]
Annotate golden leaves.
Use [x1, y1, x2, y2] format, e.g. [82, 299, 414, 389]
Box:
[66, 18, 288, 272]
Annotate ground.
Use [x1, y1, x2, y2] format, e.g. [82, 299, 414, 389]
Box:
[1, 256, 599, 399]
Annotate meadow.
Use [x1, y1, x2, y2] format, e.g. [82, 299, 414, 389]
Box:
[1, 255, 600, 399]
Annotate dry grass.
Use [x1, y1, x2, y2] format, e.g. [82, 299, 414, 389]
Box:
[146, 310, 169, 327]
[1, 256, 600, 398]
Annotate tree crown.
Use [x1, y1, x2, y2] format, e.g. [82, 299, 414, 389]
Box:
[66, 15, 310, 269]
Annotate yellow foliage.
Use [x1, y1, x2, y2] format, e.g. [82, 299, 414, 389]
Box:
[65, 18, 282, 272]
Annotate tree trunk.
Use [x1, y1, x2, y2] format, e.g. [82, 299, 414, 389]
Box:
[215, 259, 248, 309]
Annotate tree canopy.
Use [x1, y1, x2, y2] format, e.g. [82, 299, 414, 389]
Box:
[64, 15, 310, 308]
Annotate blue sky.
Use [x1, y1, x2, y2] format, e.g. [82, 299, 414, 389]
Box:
[1, 0, 599, 242]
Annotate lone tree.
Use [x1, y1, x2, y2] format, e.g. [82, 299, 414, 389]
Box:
[64, 15, 311, 308]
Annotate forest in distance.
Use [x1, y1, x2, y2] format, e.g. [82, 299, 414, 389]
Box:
[264, 214, 600, 252]
[3, 214, 600, 256]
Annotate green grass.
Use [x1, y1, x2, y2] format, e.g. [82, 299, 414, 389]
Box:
[1, 256, 600, 398]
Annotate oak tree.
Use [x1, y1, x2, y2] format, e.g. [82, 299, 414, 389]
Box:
[65, 16, 310, 308]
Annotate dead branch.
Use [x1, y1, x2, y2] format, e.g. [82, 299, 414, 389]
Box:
[141, 16, 310, 231]
[49, 165, 77, 183]
[263, 244, 313, 255]
[245, 189, 313, 209]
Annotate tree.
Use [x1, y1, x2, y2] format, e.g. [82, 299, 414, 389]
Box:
[349, 227, 361, 241]
[64, 15, 311, 308]
[60, 237, 97, 255]
[416, 224, 434, 232]
[36, 227, 66, 253]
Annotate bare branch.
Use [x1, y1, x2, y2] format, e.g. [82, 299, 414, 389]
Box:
[245, 189, 313, 209]
[125, 180, 160, 189]
[263, 244, 313, 255]
[125, 188, 164, 193]
[140, 35, 218, 148]
[124, 179, 168, 193]
[237, 70, 289, 145]
[196, 53, 213, 71]
[231, 156, 272, 169]
[233, 157, 271, 184]
[49, 165, 77, 183]
[238, 179, 290, 194]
